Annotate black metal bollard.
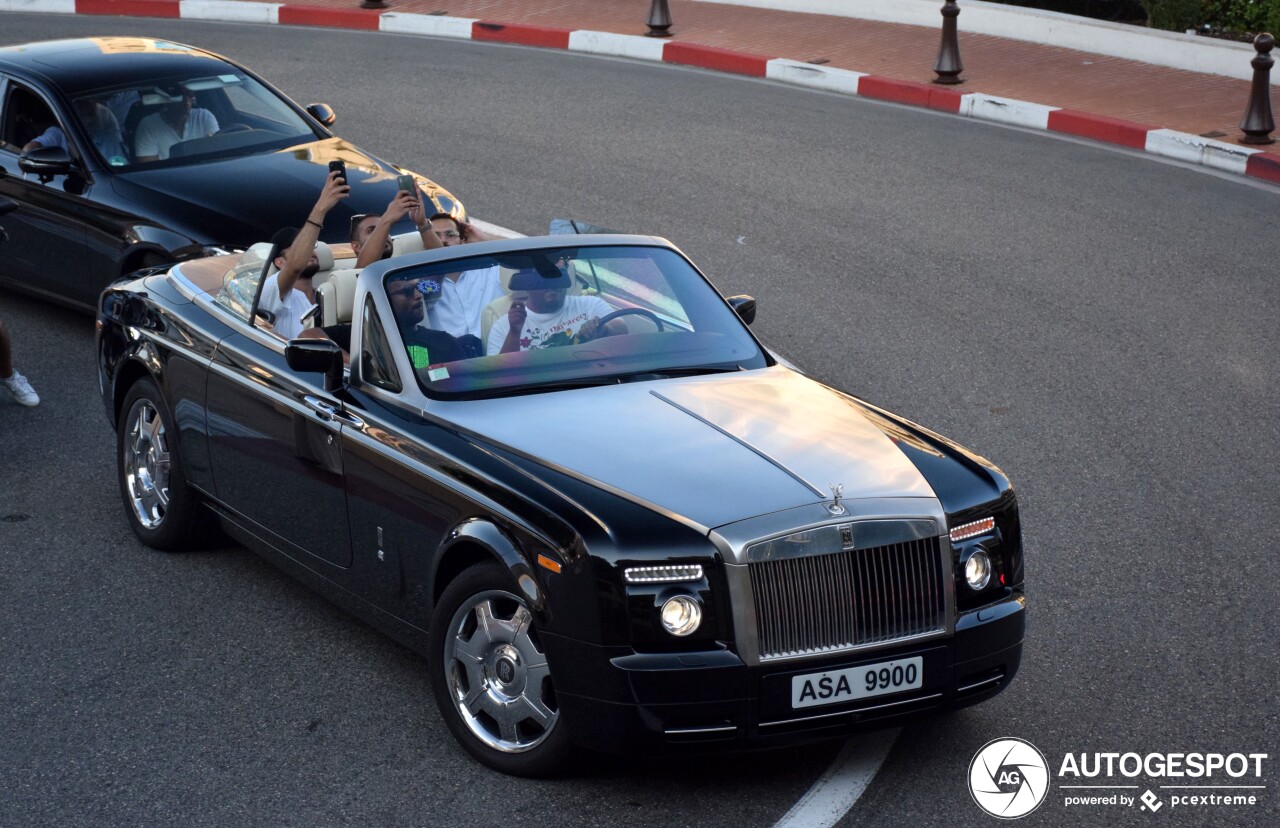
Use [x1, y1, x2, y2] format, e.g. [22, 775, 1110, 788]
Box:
[1240, 33, 1276, 145]
[933, 1, 964, 85]
[646, 0, 674, 38]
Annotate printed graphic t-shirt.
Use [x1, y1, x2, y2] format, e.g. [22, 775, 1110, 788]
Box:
[486, 295, 613, 355]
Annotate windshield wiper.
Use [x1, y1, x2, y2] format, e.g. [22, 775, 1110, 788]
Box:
[611, 365, 743, 382]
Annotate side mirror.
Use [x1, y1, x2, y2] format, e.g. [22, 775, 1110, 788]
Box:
[286, 338, 344, 393]
[19, 146, 74, 179]
[306, 103, 336, 128]
[726, 295, 757, 326]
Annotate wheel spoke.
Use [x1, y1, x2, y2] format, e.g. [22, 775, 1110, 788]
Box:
[510, 692, 556, 730]
[494, 701, 520, 743]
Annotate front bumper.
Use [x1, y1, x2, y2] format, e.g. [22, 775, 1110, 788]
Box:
[544, 592, 1024, 755]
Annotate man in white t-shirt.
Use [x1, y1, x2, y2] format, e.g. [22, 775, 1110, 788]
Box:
[134, 89, 219, 162]
[486, 267, 626, 355]
[258, 170, 349, 340]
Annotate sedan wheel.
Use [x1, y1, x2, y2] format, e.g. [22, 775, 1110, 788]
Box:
[430, 562, 574, 776]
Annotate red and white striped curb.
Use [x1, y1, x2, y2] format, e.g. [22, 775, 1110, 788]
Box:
[6, 0, 1279, 185]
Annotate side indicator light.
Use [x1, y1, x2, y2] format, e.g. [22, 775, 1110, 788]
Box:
[950, 517, 995, 543]
[536, 554, 562, 574]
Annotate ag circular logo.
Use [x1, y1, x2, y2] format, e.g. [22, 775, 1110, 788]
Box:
[968, 737, 1050, 819]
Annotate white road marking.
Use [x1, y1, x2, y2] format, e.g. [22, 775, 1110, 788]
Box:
[737, 235, 747, 244]
[772, 728, 900, 828]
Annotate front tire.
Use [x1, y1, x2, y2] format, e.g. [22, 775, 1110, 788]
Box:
[429, 561, 574, 776]
[117, 378, 212, 551]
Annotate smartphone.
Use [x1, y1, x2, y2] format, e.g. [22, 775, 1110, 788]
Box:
[396, 174, 416, 193]
[328, 159, 346, 181]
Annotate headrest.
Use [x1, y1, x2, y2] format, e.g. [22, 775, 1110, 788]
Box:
[314, 241, 334, 272]
[392, 232, 425, 258]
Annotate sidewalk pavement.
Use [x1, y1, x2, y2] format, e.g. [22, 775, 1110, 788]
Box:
[46, 0, 1280, 182]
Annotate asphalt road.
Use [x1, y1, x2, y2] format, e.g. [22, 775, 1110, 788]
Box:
[1, 13, 1277, 828]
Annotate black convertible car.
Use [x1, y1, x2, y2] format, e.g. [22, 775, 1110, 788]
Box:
[0, 37, 464, 310]
[97, 235, 1025, 776]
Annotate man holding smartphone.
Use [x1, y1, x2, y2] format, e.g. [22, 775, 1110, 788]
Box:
[353, 177, 441, 269]
[259, 169, 349, 339]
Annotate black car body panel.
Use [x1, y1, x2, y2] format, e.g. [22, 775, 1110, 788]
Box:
[0, 38, 463, 310]
[97, 235, 1025, 767]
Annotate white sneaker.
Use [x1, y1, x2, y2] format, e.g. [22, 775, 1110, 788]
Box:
[2, 372, 39, 406]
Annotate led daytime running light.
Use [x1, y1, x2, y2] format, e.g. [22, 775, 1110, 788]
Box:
[950, 517, 995, 543]
[624, 564, 704, 584]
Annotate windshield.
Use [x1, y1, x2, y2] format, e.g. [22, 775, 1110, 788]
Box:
[72, 71, 318, 170]
[381, 245, 768, 398]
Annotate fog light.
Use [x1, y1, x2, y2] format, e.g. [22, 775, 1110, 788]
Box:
[660, 595, 702, 636]
[964, 549, 992, 591]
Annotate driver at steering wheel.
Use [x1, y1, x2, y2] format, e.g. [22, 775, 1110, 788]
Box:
[134, 88, 219, 162]
[487, 264, 625, 355]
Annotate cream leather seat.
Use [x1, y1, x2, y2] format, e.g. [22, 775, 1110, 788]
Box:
[316, 268, 360, 327]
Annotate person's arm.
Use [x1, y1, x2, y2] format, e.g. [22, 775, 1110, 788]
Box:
[197, 108, 219, 137]
[279, 170, 348, 299]
[406, 188, 444, 252]
[497, 301, 527, 354]
[355, 189, 440, 269]
[460, 222, 498, 243]
[576, 298, 626, 341]
[22, 126, 64, 153]
[134, 118, 160, 162]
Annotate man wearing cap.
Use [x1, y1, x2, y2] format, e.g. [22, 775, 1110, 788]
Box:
[260, 169, 348, 340]
[387, 273, 462, 368]
[486, 266, 625, 356]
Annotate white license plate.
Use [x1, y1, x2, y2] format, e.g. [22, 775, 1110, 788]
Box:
[791, 656, 923, 709]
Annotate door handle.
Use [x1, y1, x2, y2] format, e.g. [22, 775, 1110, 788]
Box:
[303, 395, 364, 429]
[303, 395, 337, 421]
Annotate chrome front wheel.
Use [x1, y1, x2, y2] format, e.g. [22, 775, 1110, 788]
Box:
[430, 563, 573, 776]
[123, 399, 171, 529]
[116, 378, 210, 551]
[444, 589, 558, 753]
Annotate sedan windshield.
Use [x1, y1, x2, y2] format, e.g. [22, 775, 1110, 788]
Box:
[72, 71, 317, 169]
[377, 245, 769, 399]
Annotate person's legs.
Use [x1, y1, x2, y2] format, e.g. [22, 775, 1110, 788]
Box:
[0, 317, 13, 378]
[0, 317, 39, 406]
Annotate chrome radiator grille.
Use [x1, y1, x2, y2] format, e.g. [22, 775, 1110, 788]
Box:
[748, 537, 946, 661]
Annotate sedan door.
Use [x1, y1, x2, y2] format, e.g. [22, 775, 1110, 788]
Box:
[0, 77, 94, 304]
[205, 330, 354, 569]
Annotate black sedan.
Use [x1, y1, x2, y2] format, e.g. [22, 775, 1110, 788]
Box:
[97, 235, 1025, 776]
[0, 37, 464, 311]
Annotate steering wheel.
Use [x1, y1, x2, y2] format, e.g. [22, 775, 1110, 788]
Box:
[217, 124, 253, 135]
[595, 307, 664, 333]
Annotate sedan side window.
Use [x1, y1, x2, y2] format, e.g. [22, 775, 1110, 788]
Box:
[360, 296, 402, 393]
[1, 84, 58, 153]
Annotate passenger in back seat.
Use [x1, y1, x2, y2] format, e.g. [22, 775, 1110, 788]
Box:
[424, 212, 505, 357]
[260, 170, 349, 340]
[354, 187, 441, 269]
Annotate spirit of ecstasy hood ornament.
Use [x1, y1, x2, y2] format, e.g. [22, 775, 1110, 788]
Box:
[826, 483, 846, 516]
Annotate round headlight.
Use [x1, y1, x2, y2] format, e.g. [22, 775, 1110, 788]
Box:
[660, 595, 702, 637]
[964, 549, 993, 591]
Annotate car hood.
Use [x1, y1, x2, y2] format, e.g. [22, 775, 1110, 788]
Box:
[110, 137, 457, 248]
[440, 367, 937, 531]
